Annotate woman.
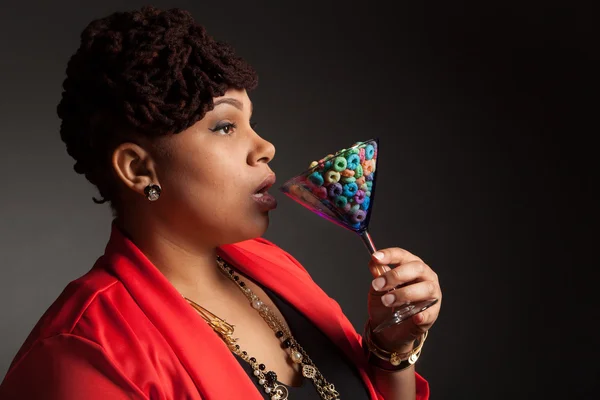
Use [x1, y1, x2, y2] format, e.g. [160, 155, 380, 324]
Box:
[0, 6, 441, 400]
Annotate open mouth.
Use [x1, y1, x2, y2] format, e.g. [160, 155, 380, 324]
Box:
[252, 186, 269, 198]
[251, 174, 278, 211]
[252, 174, 276, 198]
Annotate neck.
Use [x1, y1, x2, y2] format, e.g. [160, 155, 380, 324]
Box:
[113, 216, 234, 301]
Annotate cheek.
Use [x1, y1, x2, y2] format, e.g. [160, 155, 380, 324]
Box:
[165, 155, 247, 216]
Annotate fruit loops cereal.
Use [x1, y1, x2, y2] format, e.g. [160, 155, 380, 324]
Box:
[302, 141, 377, 229]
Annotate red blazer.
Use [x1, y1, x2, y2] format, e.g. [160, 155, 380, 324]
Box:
[0, 223, 429, 399]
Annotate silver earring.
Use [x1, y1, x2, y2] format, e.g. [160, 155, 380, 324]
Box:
[144, 184, 161, 201]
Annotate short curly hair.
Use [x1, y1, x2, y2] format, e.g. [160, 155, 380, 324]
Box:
[57, 6, 258, 211]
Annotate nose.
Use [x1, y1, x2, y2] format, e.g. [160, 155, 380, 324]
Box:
[248, 132, 275, 165]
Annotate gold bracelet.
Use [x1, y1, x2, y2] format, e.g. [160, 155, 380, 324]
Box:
[363, 320, 428, 367]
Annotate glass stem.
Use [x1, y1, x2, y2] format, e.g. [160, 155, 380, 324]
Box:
[359, 230, 386, 277]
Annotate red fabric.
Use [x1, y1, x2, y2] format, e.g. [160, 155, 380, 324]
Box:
[1, 223, 429, 399]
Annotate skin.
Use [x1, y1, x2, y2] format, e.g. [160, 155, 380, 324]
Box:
[110, 88, 442, 398]
[112, 88, 276, 298]
[368, 249, 442, 399]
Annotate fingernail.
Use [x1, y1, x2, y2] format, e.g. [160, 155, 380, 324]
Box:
[382, 293, 395, 306]
[372, 277, 385, 291]
[373, 251, 384, 260]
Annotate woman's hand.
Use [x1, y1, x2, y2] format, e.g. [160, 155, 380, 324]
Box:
[367, 248, 442, 352]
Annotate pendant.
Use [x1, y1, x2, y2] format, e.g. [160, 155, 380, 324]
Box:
[390, 352, 402, 366]
[408, 351, 420, 364]
[270, 384, 289, 400]
[302, 364, 316, 379]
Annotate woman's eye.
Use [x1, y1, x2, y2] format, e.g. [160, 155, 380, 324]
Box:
[209, 122, 237, 135]
[220, 124, 233, 134]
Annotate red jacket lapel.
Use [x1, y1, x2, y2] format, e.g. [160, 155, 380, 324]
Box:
[103, 225, 265, 399]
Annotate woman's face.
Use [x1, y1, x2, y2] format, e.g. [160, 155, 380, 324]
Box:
[150, 88, 277, 246]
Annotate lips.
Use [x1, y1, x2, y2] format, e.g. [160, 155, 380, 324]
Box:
[251, 173, 278, 211]
[253, 174, 276, 196]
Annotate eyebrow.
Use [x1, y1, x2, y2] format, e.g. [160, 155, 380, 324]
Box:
[213, 98, 253, 115]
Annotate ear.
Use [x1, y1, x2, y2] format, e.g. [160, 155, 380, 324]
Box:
[111, 142, 159, 197]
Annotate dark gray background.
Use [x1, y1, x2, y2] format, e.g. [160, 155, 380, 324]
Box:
[0, 0, 596, 399]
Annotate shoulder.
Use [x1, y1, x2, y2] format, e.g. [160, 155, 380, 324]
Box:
[5, 259, 155, 374]
[15, 263, 122, 346]
[1, 265, 150, 398]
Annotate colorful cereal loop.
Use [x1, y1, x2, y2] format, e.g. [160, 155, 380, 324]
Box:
[365, 144, 375, 160]
[354, 190, 366, 204]
[332, 156, 347, 172]
[309, 161, 319, 169]
[360, 197, 370, 210]
[328, 182, 343, 198]
[343, 203, 352, 212]
[308, 171, 324, 186]
[341, 176, 356, 184]
[341, 169, 355, 177]
[363, 161, 374, 176]
[355, 176, 366, 186]
[359, 148, 366, 162]
[346, 154, 361, 170]
[350, 204, 360, 215]
[352, 210, 367, 224]
[289, 184, 303, 197]
[360, 183, 369, 192]
[354, 164, 363, 179]
[343, 182, 358, 197]
[334, 196, 348, 208]
[325, 170, 341, 184]
[313, 186, 328, 199]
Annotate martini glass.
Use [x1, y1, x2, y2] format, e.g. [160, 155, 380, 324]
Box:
[280, 138, 438, 333]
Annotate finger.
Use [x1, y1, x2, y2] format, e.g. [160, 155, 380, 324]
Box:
[369, 248, 422, 269]
[368, 248, 421, 278]
[371, 261, 434, 292]
[368, 263, 391, 278]
[380, 280, 439, 307]
[412, 301, 441, 327]
[411, 309, 432, 328]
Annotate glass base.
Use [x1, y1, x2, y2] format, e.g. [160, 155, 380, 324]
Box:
[372, 298, 439, 333]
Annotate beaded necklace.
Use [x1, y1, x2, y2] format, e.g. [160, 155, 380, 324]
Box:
[184, 256, 340, 400]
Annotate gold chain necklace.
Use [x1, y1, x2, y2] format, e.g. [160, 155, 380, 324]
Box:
[184, 256, 340, 400]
